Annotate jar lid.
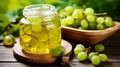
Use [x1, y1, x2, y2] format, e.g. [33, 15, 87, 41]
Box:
[23, 4, 57, 18]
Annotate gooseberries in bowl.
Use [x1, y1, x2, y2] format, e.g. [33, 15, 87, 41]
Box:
[59, 6, 120, 45]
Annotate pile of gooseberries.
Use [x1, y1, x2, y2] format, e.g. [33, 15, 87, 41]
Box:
[59, 6, 115, 30]
[74, 44, 107, 65]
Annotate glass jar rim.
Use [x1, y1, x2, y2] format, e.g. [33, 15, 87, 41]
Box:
[23, 4, 57, 18]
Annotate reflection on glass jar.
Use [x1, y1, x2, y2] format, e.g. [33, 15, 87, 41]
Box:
[19, 4, 61, 54]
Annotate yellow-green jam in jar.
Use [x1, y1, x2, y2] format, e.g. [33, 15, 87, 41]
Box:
[19, 4, 61, 54]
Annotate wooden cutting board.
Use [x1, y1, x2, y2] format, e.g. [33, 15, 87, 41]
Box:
[13, 39, 72, 64]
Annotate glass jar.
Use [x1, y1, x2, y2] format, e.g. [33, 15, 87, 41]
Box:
[19, 4, 61, 54]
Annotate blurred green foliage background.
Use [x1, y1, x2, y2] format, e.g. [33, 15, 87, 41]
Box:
[0, 0, 120, 40]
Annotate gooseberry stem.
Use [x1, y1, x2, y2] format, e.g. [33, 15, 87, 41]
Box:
[85, 47, 91, 53]
[95, 12, 107, 16]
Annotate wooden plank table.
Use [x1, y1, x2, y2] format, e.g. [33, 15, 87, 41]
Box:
[0, 30, 120, 67]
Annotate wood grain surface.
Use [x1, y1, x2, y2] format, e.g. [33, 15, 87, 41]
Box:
[0, 30, 120, 67]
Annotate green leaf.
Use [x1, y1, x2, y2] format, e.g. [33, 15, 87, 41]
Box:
[45, 0, 59, 4]
[5, 8, 23, 23]
[15, 8, 24, 23]
[5, 10, 17, 23]
[0, 35, 3, 41]
[8, 24, 19, 36]
[52, 0, 70, 11]
[29, 0, 45, 4]
[0, 0, 10, 14]
[0, 14, 10, 34]
[0, 32, 7, 41]
[18, 0, 31, 7]
[50, 48, 61, 57]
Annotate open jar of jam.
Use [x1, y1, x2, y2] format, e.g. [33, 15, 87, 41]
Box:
[19, 4, 61, 54]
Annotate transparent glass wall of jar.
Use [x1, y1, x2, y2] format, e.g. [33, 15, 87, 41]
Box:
[19, 4, 61, 54]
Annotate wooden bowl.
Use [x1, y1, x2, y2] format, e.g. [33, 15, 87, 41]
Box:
[62, 21, 120, 45]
